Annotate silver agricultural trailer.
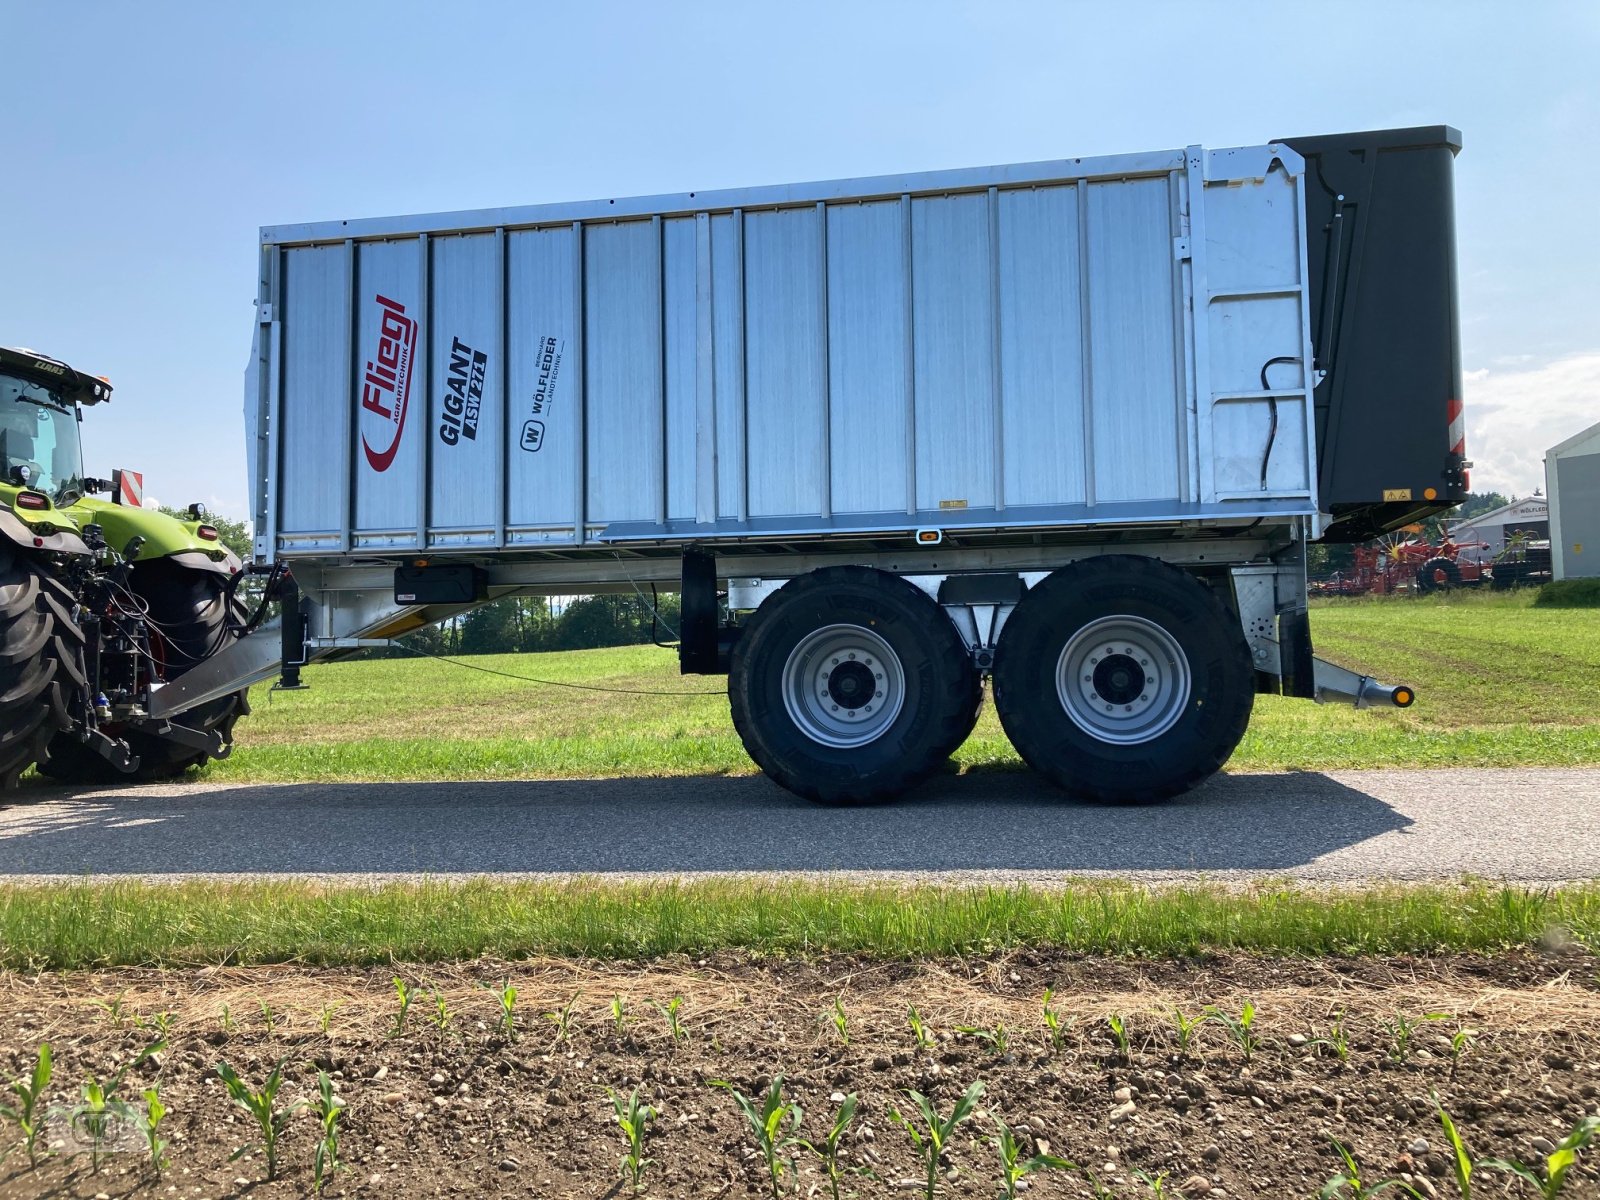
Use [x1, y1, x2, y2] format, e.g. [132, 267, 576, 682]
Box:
[158, 125, 1465, 804]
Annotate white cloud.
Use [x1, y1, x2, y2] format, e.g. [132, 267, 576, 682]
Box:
[1462, 353, 1600, 497]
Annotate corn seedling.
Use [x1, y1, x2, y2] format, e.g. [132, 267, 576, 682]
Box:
[712, 1074, 804, 1199]
[216, 1056, 301, 1180]
[0, 1042, 52, 1166]
[1482, 1115, 1599, 1199]
[1319, 1137, 1423, 1199]
[1204, 1001, 1260, 1061]
[1308, 1009, 1351, 1063]
[956, 1022, 1009, 1056]
[219, 1003, 236, 1034]
[1448, 1027, 1477, 1075]
[606, 1086, 657, 1193]
[318, 1002, 341, 1035]
[73, 1041, 163, 1175]
[829, 996, 850, 1046]
[544, 992, 579, 1045]
[1134, 1168, 1172, 1197]
[92, 992, 131, 1029]
[797, 1091, 871, 1200]
[482, 979, 518, 1042]
[389, 976, 414, 1038]
[1106, 1013, 1131, 1063]
[1382, 1012, 1449, 1064]
[888, 1079, 986, 1200]
[1167, 1008, 1206, 1059]
[653, 995, 687, 1044]
[1084, 1167, 1117, 1199]
[135, 1010, 175, 1039]
[907, 1005, 935, 1051]
[611, 994, 629, 1036]
[308, 1070, 346, 1195]
[258, 999, 279, 1036]
[1434, 1096, 1477, 1200]
[991, 1115, 1075, 1199]
[138, 1086, 168, 1175]
[1040, 989, 1073, 1052]
[429, 987, 453, 1038]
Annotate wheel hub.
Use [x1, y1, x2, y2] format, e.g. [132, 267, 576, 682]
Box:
[781, 624, 906, 748]
[1055, 615, 1191, 745]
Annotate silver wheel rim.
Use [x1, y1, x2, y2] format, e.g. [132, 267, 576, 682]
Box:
[1054, 615, 1191, 745]
[780, 623, 906, 748]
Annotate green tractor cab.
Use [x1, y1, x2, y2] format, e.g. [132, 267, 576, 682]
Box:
[1, 345, 250, 788]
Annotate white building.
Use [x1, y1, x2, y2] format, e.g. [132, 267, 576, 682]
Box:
[1447, 496, 1548, 564]
[1546, 421, 1600, 580]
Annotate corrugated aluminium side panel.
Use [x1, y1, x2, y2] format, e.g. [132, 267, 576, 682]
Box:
[743, 207, 827, 519]
[583, 220, 664, 525]
[710, 213, 746, 521]
[506, 225, 578, 542]
[996, 185, 1087, 507]
[1085, 177, 1182, 503]
[663, 217, 697, 522]
[278, 245, 348, 543]
[826, 200, 911, 515]
[427, 234, 502, 539]
[912, 192, 996, 511]
[352, 239, 424, 542]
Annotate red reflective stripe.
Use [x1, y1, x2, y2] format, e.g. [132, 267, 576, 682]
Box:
[117, 469, 144, 507]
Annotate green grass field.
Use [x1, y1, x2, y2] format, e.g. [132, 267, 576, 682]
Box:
[2, 878, 1594, 967]
[130, 589, 1600, 785]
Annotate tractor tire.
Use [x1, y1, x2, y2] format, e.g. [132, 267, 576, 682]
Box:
[1414, 557, 1462, 594]
[0, 546, 86, 789]
[991, 555, 1254, 804]
[39, 559, 249, 784]
[729, 566, 977, 805]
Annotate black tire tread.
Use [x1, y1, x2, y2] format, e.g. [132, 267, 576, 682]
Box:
[729, 566, 976, 805]
[992, 555, 1253, 805]
[0, 547, 85, 789]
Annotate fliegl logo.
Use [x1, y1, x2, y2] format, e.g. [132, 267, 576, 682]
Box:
[360, 294, 417, 472]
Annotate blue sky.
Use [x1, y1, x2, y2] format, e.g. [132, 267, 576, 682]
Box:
[3, 0, 1595, 517]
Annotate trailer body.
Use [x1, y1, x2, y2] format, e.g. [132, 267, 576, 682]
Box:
[192, 127, 1464, 803]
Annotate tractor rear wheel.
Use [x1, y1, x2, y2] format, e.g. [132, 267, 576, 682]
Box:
[40, 560, 249, 783]
[1414, 556, 1462, 594]
[0, 546, 85, 788]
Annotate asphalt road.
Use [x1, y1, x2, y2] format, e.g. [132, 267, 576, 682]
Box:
[0, 767, 1596, 884]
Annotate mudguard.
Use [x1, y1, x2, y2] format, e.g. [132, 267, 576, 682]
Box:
[0, 506, 89, 557]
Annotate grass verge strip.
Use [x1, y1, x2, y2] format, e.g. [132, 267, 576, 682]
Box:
[1, 879, 1595, 969]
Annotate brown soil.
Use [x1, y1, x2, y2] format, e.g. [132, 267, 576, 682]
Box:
[2, 952, 1597, 1200]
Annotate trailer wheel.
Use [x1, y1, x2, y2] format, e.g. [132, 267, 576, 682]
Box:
[0, 547, 86, 789]
[1415, 557, 1461, 593]
[40, 560, 249, 783]
[729, 566, 976, 804]
[991, 556, 1253, 804]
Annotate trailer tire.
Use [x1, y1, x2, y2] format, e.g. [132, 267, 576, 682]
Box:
[39, 560, 249, 784]
[0, 548, 86, 789]
[729, 566, 976, 805]
[991, 555, 1253, 804]
[1415, 557, 1461, 593]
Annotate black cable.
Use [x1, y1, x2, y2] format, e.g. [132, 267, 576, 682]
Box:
[392, 641, 725, 697]
[1258, 356, 1300, 490]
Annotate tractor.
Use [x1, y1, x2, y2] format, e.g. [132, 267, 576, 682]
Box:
[0, 345, 253, 788]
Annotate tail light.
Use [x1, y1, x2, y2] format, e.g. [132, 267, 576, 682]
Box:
[197, 525, 219, 541]
[14, 490, 49, 511]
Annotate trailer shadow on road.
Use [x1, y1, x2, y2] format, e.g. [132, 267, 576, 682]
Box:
[0, 770, 1413, 878]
